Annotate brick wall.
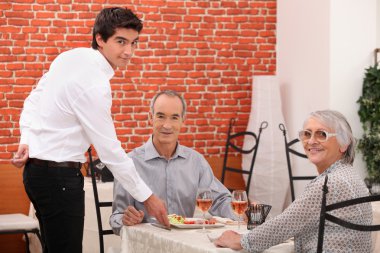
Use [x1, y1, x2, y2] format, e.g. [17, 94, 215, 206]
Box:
[0, 0, 276, 163]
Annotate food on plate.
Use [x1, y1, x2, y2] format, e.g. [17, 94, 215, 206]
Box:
[204, 218, 216, 225]
[184, 220, 195, 224]
[183, 219, 215, 225]
[168, 214, 185, 224]
[168, 214, 216, 225]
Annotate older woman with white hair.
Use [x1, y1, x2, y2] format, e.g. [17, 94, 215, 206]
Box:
[214, 110, 372, 252]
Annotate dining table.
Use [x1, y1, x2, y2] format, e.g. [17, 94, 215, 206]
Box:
[25, 180, 380, 253]
[119, 222, 295, 253]
[119, 201, 380, 253]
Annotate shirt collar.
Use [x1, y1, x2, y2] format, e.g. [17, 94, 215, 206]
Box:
[92, 49, 115, 80]
[144, 136, 188, 161]
[313, 160, 344, 182]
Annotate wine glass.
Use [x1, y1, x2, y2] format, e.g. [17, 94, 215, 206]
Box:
[196, 189, 213, 233]
[231, 190, 248, 230]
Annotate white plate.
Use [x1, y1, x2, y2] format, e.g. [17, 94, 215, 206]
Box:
[170, 218, 225, 229]
[170, 223, 225, 229]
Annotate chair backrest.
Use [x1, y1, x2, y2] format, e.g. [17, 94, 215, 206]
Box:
[317, 175, 380, 253]
[0, 213, 42, 253]
[221, 118, 268, 195]
[87, 148, 114, 253]
[279, 123, 316, 202]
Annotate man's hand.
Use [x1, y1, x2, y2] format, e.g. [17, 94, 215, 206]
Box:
[143, 194, 170, 227]
[122, 206, 144, 226]
[11, 144, 29, 168]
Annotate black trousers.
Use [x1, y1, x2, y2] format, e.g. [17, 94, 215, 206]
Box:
[23, 161, 85, 253]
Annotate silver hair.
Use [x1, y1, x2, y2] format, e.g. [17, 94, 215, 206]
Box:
[150, 90, 187, 118]
[304, 110, 355, 165]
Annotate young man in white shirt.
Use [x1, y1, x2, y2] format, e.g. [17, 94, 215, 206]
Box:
[12, 7, 168, 253]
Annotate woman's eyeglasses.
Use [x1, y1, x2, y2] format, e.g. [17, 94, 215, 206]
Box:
[298, 130, 337, 143]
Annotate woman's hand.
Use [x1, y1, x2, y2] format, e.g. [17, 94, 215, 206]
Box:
[214, 230, 243, 250]
[122, 206, 144, 226]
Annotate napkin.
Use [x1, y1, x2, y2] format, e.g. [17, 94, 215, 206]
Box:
[212, 216, 240, 225]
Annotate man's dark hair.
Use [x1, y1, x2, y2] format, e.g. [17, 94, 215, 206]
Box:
[91, 7, 143, 49]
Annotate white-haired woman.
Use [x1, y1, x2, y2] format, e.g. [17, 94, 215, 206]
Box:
[214, 110, 372, 252]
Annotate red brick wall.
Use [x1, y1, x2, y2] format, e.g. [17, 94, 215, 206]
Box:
[0, 0, 276, 162]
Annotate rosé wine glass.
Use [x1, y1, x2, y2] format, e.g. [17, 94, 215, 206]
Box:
[231, 190, 248, 230]
[196, 189, 213, 233]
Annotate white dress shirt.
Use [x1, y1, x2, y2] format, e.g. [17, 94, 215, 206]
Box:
[19, 47, 151, 202]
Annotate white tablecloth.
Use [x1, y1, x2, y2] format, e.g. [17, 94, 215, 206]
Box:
[26, 181, 380, 253]
[120, 224, 294, 253]
[120, 201, 380, 253]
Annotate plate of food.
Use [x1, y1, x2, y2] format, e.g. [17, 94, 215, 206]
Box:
[168, 214, 225, 229]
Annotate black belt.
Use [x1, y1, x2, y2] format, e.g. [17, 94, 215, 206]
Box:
[29, 158, 82, 169]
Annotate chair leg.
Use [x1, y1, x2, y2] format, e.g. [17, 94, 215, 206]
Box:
[99, 234, 105, 253]
[35, 230, 43, 250]
[24, 232, 31, 253]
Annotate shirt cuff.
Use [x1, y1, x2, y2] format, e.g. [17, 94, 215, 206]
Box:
[125, 182, 152, 203]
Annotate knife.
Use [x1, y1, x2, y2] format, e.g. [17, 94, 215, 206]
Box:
[151, 222, 172, 231]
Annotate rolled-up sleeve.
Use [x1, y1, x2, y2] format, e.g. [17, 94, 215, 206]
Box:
[72, 83, 152, 202]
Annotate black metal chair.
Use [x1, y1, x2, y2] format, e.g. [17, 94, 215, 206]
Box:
[279, 123, 316, 202]
[317, 175, 380, 253]
[87, 147, 114, 253]
[220, 118, 268, 195]
[0, 213, 42, 253]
